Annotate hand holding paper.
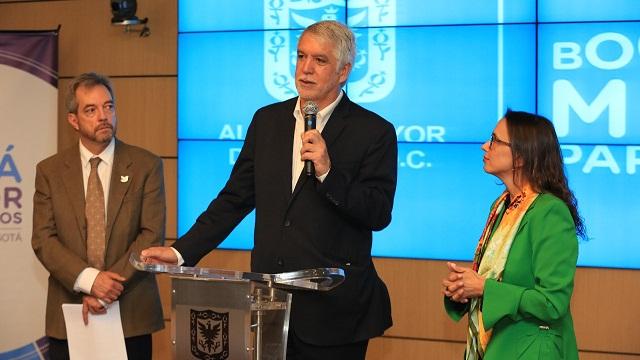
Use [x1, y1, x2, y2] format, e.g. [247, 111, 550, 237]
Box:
[62, 301, 128, 360]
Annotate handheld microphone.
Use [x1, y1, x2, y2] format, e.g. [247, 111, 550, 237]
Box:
[302, 101, 318, 176]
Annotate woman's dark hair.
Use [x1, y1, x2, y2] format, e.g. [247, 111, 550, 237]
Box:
[504, 109, 586, 239]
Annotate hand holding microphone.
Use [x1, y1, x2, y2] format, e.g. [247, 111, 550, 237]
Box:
[302, 101, 318, 176]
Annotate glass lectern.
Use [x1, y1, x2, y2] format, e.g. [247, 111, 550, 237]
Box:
[130, 255, 344, 360]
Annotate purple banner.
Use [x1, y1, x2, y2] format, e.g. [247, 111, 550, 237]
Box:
[1, 28, 58, 359]
[0, 30, 58, 87]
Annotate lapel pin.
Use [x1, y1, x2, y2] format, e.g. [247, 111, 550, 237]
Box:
[120, 175, 129, 183]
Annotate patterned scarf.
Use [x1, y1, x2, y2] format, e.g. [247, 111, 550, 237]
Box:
[465, 190, 539, 360]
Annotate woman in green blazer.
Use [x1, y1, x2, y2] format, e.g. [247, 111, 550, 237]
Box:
[443, 110, 585, 360]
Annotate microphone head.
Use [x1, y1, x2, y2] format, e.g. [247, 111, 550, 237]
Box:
[303, 101, 318, 115]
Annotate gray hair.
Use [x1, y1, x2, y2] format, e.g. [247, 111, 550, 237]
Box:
[65, 72, 115, 113]
[302, 20, 356, 71]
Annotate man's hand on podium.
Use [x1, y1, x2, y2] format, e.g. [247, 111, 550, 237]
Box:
[140, 246, 179, 265]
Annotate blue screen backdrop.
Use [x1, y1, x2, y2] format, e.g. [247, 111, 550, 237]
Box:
[178, 0, 640, 269]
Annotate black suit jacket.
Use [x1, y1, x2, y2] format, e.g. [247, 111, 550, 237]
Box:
[174, 94, 397, 345]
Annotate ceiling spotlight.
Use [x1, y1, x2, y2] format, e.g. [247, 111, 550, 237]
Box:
[110, 0, 150, 37]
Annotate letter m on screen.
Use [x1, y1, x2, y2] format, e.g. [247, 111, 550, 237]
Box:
[553, 79, 626, 138]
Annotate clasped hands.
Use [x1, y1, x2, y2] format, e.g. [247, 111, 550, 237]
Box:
[83, 271, 126, 325]
[442, 262, 486, 303]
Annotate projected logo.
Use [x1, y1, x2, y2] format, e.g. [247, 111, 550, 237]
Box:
[263, 0, 396, 103]
[548, 28, 640, 175]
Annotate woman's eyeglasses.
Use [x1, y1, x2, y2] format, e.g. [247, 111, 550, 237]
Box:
[489, 133, 511, 149]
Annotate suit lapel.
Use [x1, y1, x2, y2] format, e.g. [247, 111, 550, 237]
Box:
[105, 140, 132, 245]
[290, 169, 309, 201]
[61, 146, 87, 242]
[319, 94, 350, 150]
[287, 95, 351, 208]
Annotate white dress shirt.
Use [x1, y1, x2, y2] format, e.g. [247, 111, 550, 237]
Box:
[291, 91, 343, 190]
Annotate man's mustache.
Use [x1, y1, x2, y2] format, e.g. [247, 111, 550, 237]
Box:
[96, 124, 113, 131]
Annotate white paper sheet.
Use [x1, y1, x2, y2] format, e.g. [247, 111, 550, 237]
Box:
[62, 301, 128, 360]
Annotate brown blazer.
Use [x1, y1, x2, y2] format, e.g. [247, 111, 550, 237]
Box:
[32, 139, 165, 339]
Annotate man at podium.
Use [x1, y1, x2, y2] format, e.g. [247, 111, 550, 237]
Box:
[142, 20, 397, 360]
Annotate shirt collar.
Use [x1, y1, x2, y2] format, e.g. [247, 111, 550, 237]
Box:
[293, 90, 344, 128]
[79, 138, 115, 167]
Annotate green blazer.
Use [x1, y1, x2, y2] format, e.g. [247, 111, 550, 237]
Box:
[445, 193, 579, 360]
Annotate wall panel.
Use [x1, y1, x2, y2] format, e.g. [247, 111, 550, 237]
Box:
[572, 267, 640, 353]
[374, 257, 468, 341]
[368, 336, 464, 359]
[157, 274, 171, 321]
[152, 322, 172, 359]
[579, 353, 640, 360]
[0, 0, 176, 76]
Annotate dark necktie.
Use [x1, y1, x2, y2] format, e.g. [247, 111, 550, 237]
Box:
[86, 157, 106, 269]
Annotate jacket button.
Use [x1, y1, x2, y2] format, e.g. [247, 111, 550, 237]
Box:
[284, 219, 291, 227]
[277, 258, 284, 266]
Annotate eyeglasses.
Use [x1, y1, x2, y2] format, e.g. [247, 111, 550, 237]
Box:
[489, 133, 511, 149]
[79, 103, 115, 118]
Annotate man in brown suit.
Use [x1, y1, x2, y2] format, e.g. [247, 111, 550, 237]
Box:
[32, 72, 165, 359]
